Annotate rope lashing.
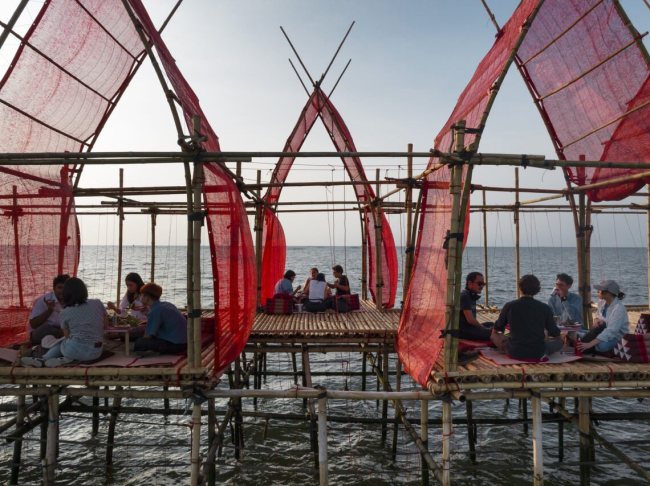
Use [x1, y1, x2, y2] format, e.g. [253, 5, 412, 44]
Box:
[439, 329, 460, 339]
[521, 154, 530, 169]
[442, 231, 464, 250]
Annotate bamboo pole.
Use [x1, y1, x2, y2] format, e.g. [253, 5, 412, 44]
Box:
[303, 349, 319, 469]
[647, 184, 650, 309]
[441, 399, 452, 486]
[579, 397, 591, 485]
[189, 402, 202, 486]
[44, 391, 58, 485]
[116, 169, 124, 303]
[11, 186, 23, 308]
[191, 116, 204, 368]
[585, 201, 593, 328]
[391, 358, 402, 459]
[150, 210, 157, 282]
[482, 190, 489, 305]
[403, 144, 414, 298]
[105, 386, 122, 469]
[255, 171, 263, 308]
[0, 0, 29, 51]
[381, 347, 389, 443]
[361, 212, 368, 300]
[515, 168, 521, 298]
[375, 168, 384, 310]
[531, 394, 544, 485]
[317, 387, 329, 486]
[421, 396, 429, 486]
[578, 193, 589, 326]
[9, 387, 25, 485]
[443, 121, 466, 372]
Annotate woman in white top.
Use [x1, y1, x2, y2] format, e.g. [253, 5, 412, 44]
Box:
[302, 267, 319, 296]
[308, 273, 331, 301]
[577, 280, 629, 354]
[107, 272, 148, 319]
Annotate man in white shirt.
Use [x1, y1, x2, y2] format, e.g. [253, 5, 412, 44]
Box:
[28, 274, 69, 344]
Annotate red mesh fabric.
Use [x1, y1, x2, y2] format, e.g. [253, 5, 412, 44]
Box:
[261, 208, 286, 303]
[517, 0, 650, 201]
[397, 0, 540, 386]
[127, 0, 256, 377]
[262, 88, 399, 308]
[0, 0, 144, 345]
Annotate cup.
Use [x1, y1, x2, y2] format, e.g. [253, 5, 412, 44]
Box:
[575, 339, 582, 357]
[295, 303, 304, 313]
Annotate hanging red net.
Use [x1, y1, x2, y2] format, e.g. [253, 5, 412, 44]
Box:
[397, 0, 540, 386]
[0, 0, 145, 345]
[127, 0, 256, 377]
[516, 0, 650, 202]
[262, 87, 399, 308]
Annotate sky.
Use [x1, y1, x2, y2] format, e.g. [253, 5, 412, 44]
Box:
[1, 0, 650, 252]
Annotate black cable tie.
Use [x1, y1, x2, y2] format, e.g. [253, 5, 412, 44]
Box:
[531, 391, 541, 399]
[513, 202, 521, 210]
[316, 391, 327, 399]
[187, 310, 202, 319]
[470, 184, 476, 194]
[405, 246, 415, 254]
[374, 225, 382, 230]
[439, 329, 460, 339]
[188, 211, 203, 222]
[376, 283, 384, 288]
[521, 155, 530, 169]
[441, 393, 453, 404]
[548, 400, 556, 413]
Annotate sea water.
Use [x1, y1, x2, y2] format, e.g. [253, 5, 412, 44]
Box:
[0, 246, 648, 485]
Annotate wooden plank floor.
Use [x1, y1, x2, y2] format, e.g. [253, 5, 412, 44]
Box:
[250, 299, 400, 339]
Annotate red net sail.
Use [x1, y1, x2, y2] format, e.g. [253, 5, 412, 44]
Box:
[262, 87, 399, 308]
[517, 0, 650, 201]
[397, 0, 540, 386]
[0, 0, 145, 345]
[127, 0, 256, 377]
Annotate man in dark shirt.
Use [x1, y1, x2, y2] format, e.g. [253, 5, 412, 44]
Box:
[492, 274, 563, 360]
[328, 265, 350, 295]
[459, 272, 492, 341]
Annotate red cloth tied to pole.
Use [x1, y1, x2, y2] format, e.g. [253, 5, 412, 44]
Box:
[126, 0, 256, 378]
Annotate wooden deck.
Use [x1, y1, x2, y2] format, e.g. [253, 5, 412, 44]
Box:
[250, 299, 400, 342]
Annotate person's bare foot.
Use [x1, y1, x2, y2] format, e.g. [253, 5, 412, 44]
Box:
[326, 309, 337, 314]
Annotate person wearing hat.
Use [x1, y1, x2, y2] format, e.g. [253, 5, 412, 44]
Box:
[135, 283, 187, 354]
[577, 280, 629, 354]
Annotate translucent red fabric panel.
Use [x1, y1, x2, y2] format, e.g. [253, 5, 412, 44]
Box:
[397, 0, 540, 386]
[317, 89, 398, 308]
[0, 0, 141, 344]
[127, 0, 256, 377]
[261, 87, 399, 308]
[517, 0, 650, 201]
[261, 209, 286, 304]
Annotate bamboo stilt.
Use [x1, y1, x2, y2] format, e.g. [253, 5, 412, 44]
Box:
[532, 394, 544, 485]
[44, 391, 58, 485]
[466, 401, 477, 463]
[106, 387, 122, 470]
[579, 397, 591, 486]
[391, 358, 401, 459]
[647, 184, 649, 308]
[381, 347, 389, 444]
[303, 350, 319, 469]
[421, 397, 429, 486]
[558, 397, 565, 462]
[317, 387, 329, 486]
[207, 398, 216, 486]
[441, 400, 452, 486]
[189, 402, 202, 486]
[361, 352, 367, 391]
[234, 357, 243, 461]
[10, 388, 25, 485]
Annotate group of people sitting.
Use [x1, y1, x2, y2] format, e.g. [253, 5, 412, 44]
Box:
[273, 265, 350, 313]
[460, 271, 629, 361]
[21, 273, 188, 368]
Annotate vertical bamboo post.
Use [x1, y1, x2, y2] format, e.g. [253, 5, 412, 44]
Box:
[375, 168, 384, 310]
[150, 210, 157, 282]
[403, 144, 414, 298]
[189, 402, 202, 486]
[43, 391, 58, 485]
[361, 212, 368, 300]
[317, 387, 329, 486]
[466, 401, 476, 463]
[57, 166, 71, 276]
[584, 201, 593, 328]
[441, 399, 453, 486]
[10, 387, 25, 485]
[579, 397, 591, 486]
[558, 396, 565, 462]
[106, 386, 122, 470]
[117, 169, 124, 303]
[482, 190, 489, 305]
[191, 116, 204, 368]
[361, 352, 367, 391]
[531, 393, 544, 485]
[443, 120, 466, 372]
[515, 168, 521, 298]
[234, 356, 243, 461]
[11, 186, 24, 308]
[381, 347, 389, 444]
[255, 171, 263, 308]
[421, 396, 429, 486]
[578, 193, 588, 326]
[647, 184, 650, 308]
[302, 349, 319, 469]
[207, 398, 216, 486]
[391, 358, 402, 459]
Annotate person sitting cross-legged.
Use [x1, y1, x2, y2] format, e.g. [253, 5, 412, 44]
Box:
[134, 283, 187, 355]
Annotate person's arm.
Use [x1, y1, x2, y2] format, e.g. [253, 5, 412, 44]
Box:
[144, 306, 161, 338]
[493, 304, 509, 333]
[29, 298, 55, 329]
[462, 310, 484, 328]
[563, 294, 583, 324]
[332, 277, 349, 293]
[596, 304, 628, 343]
[291, 285, 302, 296]
[303, 279, 311, 295]
[62, 328, 70, 338]
[545, 310, 561, 338]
